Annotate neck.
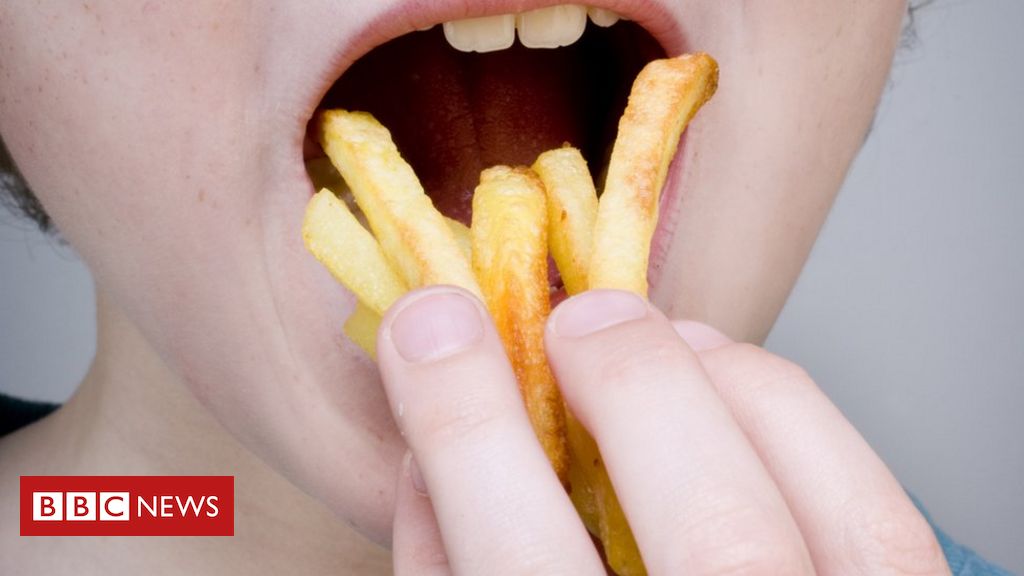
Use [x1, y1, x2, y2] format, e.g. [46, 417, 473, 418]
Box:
[0, 288, 390, 575]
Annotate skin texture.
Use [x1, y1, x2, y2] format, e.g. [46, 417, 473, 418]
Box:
[0, 0, 909, 573]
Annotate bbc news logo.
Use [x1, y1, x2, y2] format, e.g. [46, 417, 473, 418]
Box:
[20, 476, 233, 536]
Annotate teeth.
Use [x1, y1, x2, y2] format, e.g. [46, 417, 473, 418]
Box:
[587, 7, 620, 27]
[441, 5, 623, 52]
[517, 5, 587, 49]
[442, 14, 516, 53]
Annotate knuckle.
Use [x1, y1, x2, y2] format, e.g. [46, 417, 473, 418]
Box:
[705, 343, 816, 399]
[494, 543, 579, 576]
[846, 498, 948, 575]
[665, 506, 807, 576]
[406, 544, 448, 572]
[682, 536, 805, 576]
[407, 389, 510, 447]
[592, 336, 685, 393]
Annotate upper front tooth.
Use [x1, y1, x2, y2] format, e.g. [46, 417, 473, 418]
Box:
[516, 5, 587, 49]
[587, 7, 621, 27]
[443, 14, 516, 53]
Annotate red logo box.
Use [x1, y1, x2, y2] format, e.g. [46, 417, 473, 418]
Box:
[20, 476, 233, 536]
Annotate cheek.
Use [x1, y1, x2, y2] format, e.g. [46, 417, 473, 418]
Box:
[1, 1, 405, 541]
[651, 0, 906, 336]
[1, 2, 259, 276]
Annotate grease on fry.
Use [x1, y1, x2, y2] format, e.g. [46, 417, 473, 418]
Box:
[471, 166, 568, 482]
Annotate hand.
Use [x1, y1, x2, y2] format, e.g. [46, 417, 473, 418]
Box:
[377, 287, 950, 575]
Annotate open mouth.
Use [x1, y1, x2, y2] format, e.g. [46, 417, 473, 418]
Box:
[304, 6, 668, 227]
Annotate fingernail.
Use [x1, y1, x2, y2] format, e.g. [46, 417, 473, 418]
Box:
[551, 289, 648, 338]
[390, 289, 485, 363]
[673, 320, 733, 351]
[403, 451, 428, 496]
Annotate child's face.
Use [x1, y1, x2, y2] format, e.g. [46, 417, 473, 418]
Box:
[0, 0, 906, 544]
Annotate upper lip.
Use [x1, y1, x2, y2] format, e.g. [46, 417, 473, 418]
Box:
[300, 0, 687, 127]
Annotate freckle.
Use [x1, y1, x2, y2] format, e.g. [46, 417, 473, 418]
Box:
[197, 188, 206, 203]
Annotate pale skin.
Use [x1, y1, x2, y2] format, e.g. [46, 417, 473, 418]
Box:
[0, 1, 948, 574]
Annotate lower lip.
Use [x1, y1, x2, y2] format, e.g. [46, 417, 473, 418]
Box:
[647, 132, 690, 291]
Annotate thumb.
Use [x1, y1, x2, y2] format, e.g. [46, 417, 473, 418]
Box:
[392, 451, 451, 576]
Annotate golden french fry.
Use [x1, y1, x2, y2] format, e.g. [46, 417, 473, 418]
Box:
[318, 110, 482, 298]
[565, 416, 645, 575]
[445, 217, 472, 263]
[589, 53, 719, 295]
[572, 54, 718, 576]
[302, 189, 407, 317]
[471, 166, 568, 482]
[343, 301, 382, 359]
[532, 146, 598, 295]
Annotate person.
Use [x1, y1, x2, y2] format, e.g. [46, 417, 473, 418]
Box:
[0, 1, 1012, 574]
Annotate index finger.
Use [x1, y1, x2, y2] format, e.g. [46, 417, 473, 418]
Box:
[377, 287, 604, 576]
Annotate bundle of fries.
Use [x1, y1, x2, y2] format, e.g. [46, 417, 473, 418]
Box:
[303, 53, 718, 576]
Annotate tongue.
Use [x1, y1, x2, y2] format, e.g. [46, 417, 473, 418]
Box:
[320, 27, 591, 224]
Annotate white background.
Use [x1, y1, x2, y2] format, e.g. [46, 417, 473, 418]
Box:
[2, 0, 1021, 571]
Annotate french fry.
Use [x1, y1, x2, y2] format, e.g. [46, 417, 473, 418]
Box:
[318, 110, 482, 299]
[471, 166, 568, 482]
[589, 53, 718, 295]
[343, 301, 382, 359]
[564, 53, 718, 576]
[302, 189, 407, 317]
[565, 417, 644, 575]
[532, 146, 598, 295]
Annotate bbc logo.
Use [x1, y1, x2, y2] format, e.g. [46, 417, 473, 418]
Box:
[32, 491, 130, 521]
[22, 476, 233, 536]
